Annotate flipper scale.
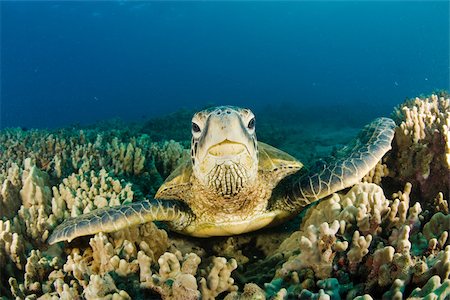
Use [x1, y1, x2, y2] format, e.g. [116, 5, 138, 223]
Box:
[283, 117, 395, 210]
[48, 199, 193, 244]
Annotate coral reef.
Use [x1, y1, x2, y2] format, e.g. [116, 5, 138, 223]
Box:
[389, 93, 449, 201]
[261, 182, 449, 299]
[0, 126, 188, 195]
[138, 250, 238, 300]
[1, 94, 449, 299]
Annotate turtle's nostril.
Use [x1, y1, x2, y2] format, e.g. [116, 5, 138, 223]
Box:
[216, 111, 221, 115]
[226, 110, 231, 114]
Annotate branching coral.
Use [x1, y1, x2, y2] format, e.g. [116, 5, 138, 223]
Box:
[150, 140, 189, 178]
[199, 256, 239, 299]
[0, 126, 187, 299]
[277, 220, 348, 279]
[271, 182, 449, 299]
[347, 231, 372, 272]
[84, 273, 131, 300]
[51, 168, 134, 220]
[0, 219, 26, 271]
[8, 249, 62, 298]
[389, 94, 449, 201]
[0, 163, 22, 219]
[412, 246, 450, 285]
[106, 136, 147, 176]
[1, 158, 58, 297]
[62, 222, 170, 284]
[362, 160, 389, 185]
[409, 275, 450, 300]
[224, 283, 265, 300]
[138, 250, 238, 299]
[276, 183, 391, 280]
[423, 212, 449, 249]
[0, 125, 188, 184]
[17, 159, 54, 242]
[140, 251, 200, 299]
[298, 278, 343, 300]
[433, 192, 449, 214]
[0, 161, 170, 298]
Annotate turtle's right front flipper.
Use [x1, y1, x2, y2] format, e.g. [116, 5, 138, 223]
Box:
[271, 117, 396, 212]
[47, 199, 194, 244]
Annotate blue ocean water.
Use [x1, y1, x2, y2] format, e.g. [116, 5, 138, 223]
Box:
[1, 1, 448, 129]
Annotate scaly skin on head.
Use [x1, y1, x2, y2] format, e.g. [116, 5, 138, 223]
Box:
[182, 106, 266, 227]
[152, 106, 301, 237]
[190, 106, 258, 198]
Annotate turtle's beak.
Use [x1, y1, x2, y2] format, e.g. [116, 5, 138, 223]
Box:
[207, 140, 247, 158]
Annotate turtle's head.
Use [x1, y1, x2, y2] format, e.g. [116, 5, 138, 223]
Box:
[191, 106, 258, 197]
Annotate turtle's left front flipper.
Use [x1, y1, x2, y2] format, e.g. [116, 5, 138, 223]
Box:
[277, 117, 396, 211]
[47, 199, 194, 244]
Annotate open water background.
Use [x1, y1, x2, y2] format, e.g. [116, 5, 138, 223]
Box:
[1, 1, 449, 129]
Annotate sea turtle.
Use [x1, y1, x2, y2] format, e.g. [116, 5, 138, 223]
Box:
[48, 106, 395, 244]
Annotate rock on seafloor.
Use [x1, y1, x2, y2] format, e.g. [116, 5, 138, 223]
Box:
[0, 93, 449, 299]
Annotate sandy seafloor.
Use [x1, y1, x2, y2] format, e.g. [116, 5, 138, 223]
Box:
[0, 94, 449, 299]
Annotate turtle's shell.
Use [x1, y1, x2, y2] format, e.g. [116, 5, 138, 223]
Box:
[155, 142, 302, 201]
[154, 142, 302, 236]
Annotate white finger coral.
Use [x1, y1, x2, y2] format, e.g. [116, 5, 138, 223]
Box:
[0, 163, 22, 219]
[51, 168, 134, 220]
[150, 140, 189, 178]
[109, 222, 169, 262]
[199, 256, 239, 300]
[390, 93, 450, 201]
[0, 219, 26, 272]
[18, 159, 54, 242]
[273, 181, 449, 298]
[106, 137, 147, 176]
[413, 246, 450, 284]
[409, 275, 450, 300]
[84, 273, 131, 300]
[347, 231, 372, 273]
[140, 250, 201, 299]
[138, 249, 239, 300]
[89, 232, 139, 276]
[276, 183, 390, 266]
[423, 212, 449, 250]
[277, 220, 348, 279]
[62, 222, 169, 281]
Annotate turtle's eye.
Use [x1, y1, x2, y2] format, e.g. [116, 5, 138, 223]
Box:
[192, 122, 201, 133]
[247, 118, 255, 130]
